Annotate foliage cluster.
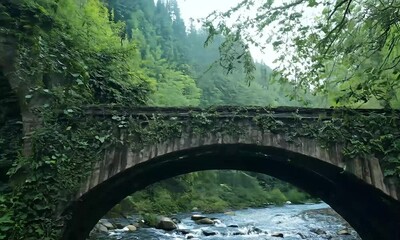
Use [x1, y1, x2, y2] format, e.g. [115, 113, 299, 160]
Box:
[253, 109, 400, 176]
[205, 0, 400, 108]
[109, 170, 313, 216]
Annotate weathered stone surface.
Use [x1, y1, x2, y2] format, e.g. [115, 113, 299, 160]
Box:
[191, 214, 206, 221]
[202, 229, 217, 236]
[271, 232, 284, 237]
[94, 223, 108, 232]
[125, 225, 137, 232]
[311, 228, 326, 235]
[99, 219, 114, 230]
[337, 229, 351, 235]
[195, 218, 214, 225]
[156, 217, 177, 231]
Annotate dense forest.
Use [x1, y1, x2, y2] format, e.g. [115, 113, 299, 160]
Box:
[105, 0, 323, 107]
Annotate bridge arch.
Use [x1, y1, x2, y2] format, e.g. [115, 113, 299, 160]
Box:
[62, 130, 400, 240]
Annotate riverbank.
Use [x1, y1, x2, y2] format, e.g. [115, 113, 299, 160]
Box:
[107, 170, 318, 218]
[90, 203, 360, 239]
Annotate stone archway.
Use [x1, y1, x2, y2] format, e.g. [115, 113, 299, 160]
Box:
[62, 144, 400, 240]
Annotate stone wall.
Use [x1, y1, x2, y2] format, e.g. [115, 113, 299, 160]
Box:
[78, 123, 398, 200]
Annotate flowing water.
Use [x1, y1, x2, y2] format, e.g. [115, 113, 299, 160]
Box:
[90, 203, 361, 239]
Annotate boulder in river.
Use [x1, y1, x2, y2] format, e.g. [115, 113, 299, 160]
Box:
[94, 223, 108, 232]
[248, 226, 263, 234]
[99, 219, 114, 230]
[125, 225, 137, 232]
[114, 222, 125, 229]
[191, 214, 207, 221]
[228, 224, 239, 228]
[176, 229, 191, 235]
[310, 228, 326, 235]
[195, 217, 214, 225]
[156, 217, 177, 231]
[171, 217, 181, 224]
[202, 229, 217, 236]
[338, 228, 351, 235]
[271, 232, 284, 238]
[186, 234, 198, 239]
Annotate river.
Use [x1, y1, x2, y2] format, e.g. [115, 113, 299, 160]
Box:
[90, 203, 361, 239]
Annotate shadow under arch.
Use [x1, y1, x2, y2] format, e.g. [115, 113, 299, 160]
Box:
[62, 144, 400, 240]
[0, 68, 22, 186]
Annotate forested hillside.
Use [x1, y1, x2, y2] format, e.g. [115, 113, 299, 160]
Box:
[106, 0, 325, 107]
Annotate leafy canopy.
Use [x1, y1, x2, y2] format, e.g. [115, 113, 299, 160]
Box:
[205, 0, 400, 107]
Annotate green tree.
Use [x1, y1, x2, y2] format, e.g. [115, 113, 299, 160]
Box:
[205, 0, 400, 107]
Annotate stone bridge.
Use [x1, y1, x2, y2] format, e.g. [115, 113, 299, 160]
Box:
[62, 106, 400, 240]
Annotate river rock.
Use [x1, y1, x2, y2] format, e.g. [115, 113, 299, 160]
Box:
[191, 214, 207, 221]
[202, 229, 217, 236]
[176, 229, 191, 235]
[338, 229, 351, 235]
[125, 225, 137, 232]
[99, 219, 114, 229]
[311, 228, 326, 235]
[271, 232, 284, 238]
[228, 224, 239, 228]
[186, 234, 198, 239]
[112, 222, 125, 229]
[156, 217, 177, 231]
[94, 223, 108, 232]
[171, 217, 181, 224]
[249, 226, 263, 234]
[195, 217, 214, 225]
